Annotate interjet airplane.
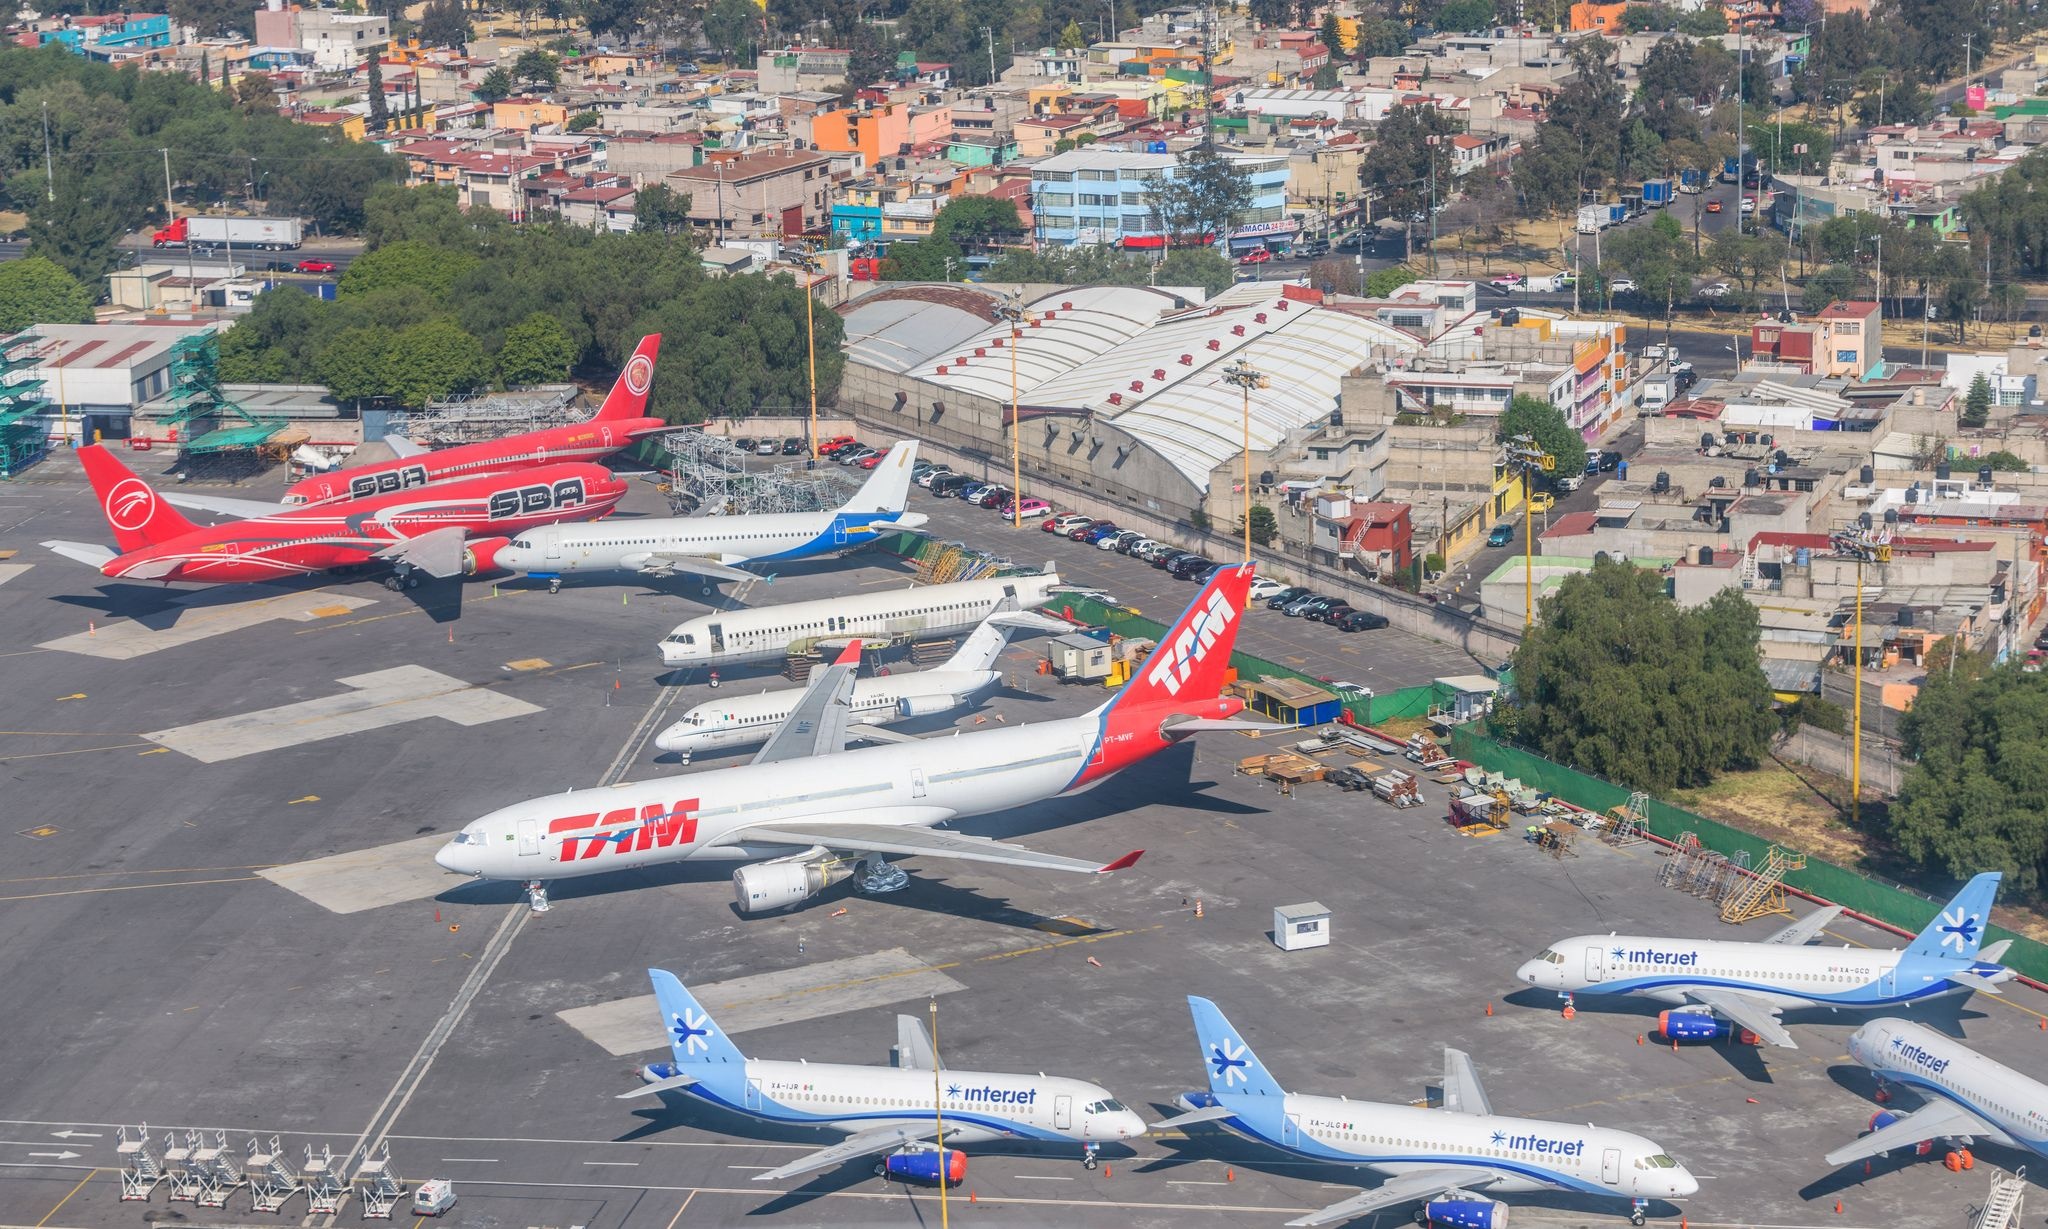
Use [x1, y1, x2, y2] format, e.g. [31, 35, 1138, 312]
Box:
[652, 609, 1067, 761]
[1155, 997, 1698, 1226]
[436, 564, 1263, 911]
[1516, 873, 2014, 1048]
[620, 969, 1146, 1183]
[1823, 1017, 2048, 1173]
[492, 440, 928, 591]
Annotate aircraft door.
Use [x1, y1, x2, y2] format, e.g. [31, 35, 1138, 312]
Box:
[1879, 966, 1897, 998]
[517, 818, 541, 857]
[545, 532, 562, 562]
[910, 768, 927, 799]
[745, 1078, 763, 1112]
[1601, 1147, 1621, 1186]
[833, 517, 848, 545]
[1281, 1113, 1301, 1148]
[1054, 1095, 1072, 1130]
[708, 623, 725, 652]
[1585, 945, 1606, 983]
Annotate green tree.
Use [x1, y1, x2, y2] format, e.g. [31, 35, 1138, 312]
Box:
[1153, 247, 1235, 296]
[22, 183, 127, 284]
[704, 0, 764, 64]
[1246, 504, 1278, 547]
[1364, 266, 1418, 297]
[1890, 663, 2048, 892]
[0, 256, 95, 331]
[1983, 450, 2029, 472]
[1056, 19, 1087, 49]
[1962, 373, 1992, 428]
[1801, 264, 1857, 313]
[512, 49, 560, 90]
[1604, 210, 1701, 329]
[1499, 393, 1588, 481]
[316, 325, 394, 407]
[1436, 0, 1494, 29]
[567, 111, 600, 132]
[879, 235, 965, 280]
[1317, 11, 1344, 55]
[475, 66, 514, 103]
[1360, 103, 1457, 219]
[1148, 144, 1253, 247]
[932, 194, 1021, 247]
[338, 239, 481, 300]
[1511, 561, 1777, 792]
[384, 319, 489, 406]
[632, 182, 694, 237]
[1312, 61, 1340, 88]
[638, 270, 844, 421]
[1707, 229, 1778, 312]
[366, 52, 390, 129]
[498, 311, 578, 386]
[419, 0, 471, 46]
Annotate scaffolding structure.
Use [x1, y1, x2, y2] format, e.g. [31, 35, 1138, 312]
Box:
[1605, 789, 1650, 846]
[1658, 834, 1752, 904]
[916, 540, 1009, 585]
[1721, 844, 1807, 925]
[658, 428, 854, 517]
[383, 385, 580, 447]
[245, 1135, 302, 1213]
[0, 331, 52, 477]
[162, 332, 286, 471]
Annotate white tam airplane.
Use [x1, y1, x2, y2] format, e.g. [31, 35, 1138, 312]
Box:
[652, 610, 1068, 761]
[620, 969, 1146, 1183]
[1156, 996, 1699, 1227]
[493, 440, 929, 591]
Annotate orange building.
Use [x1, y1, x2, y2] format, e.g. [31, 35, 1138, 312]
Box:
[810, 102, 910, 167]
[1569, 0, 1629, 29]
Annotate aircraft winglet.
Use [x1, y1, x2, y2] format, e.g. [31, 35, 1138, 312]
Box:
[1098, 850, 1145, 873]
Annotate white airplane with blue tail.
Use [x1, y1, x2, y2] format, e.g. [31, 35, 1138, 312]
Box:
[1155, 996, 1698, 1226]
[1517, 873, 2014, 1048]
[619, 969, 1147, 1184]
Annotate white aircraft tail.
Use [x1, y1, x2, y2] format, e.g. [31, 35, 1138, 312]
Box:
[839, 441, 920, 514]
[940, 610, 1068, 672]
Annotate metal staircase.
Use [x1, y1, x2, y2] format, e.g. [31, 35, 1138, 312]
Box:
[303, 1142, 352, 1214]
[1974, 1166, 2026, 1229]
[355, 1141, 406, 1219]
[246, 1134, 302, 1213]
[192, 1129, 244, 1208]
[1722, 844, 1806, 924]
[1605, 789, 1649, 846]
[116, 1123, 164, 1201]
[1657, 832, 1702, 889]
[161, 1129, 199, 1201]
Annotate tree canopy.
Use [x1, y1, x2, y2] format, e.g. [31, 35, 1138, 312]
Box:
[1892, 662, 2048, 893]
[1147, 145, 1254, 247]
[1499, 392, 1588, 481]
[0, 256, 95, 331]
[1507, 560, 1778, 793]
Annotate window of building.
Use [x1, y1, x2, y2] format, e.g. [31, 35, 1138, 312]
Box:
[1120, 191, 1148, 206]
[1038, 193, 1073, 207]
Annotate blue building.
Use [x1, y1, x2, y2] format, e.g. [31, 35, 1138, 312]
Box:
[40, 12, 174, 57]
[1028, 147, 1292, 251]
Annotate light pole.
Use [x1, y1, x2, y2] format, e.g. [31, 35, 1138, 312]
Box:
[1504, 434, 1553, 627]
[1830, 525, 1890, 822]
[930, 996, 949, 1229]
[794, 243, 825, 460]
[996, 291, 1032, 527]
[1220, 358, 1268, 562]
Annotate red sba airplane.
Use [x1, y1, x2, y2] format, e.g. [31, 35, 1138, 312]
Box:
[45, 446, 626, 587]
[284, 332, 667, 507]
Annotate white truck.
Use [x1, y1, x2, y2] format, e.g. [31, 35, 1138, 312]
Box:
[1575, 203, 1609, 234]
[151, 215, 303, 250]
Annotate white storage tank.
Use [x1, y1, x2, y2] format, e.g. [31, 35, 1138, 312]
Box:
[1272, 901, 1330, 952]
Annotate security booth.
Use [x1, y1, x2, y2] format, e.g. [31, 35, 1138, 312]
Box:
[1272, 901, 1331, 952]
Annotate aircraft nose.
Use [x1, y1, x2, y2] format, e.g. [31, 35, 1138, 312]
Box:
[435, 839, 479, 874]
[1671, 1167, 1700, 1198]
[1117, 1110, 1147, 1139]
[1515, 960, 1545, 985]
[652, 724, 687, 753]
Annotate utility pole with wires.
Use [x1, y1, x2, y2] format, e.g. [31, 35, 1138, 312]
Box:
[1221, 358, 1269, 562]
[1830, 524, 1891, 822]
[996, 291, 1033, 526]
[1503, 434, 1554, 627]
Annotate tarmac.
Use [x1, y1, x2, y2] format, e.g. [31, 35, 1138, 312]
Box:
[1, 451, 2045, 1229]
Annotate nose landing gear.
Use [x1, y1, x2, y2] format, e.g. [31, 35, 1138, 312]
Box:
[1082, 1144, 1099, 1170]
[524, 880, 551, 912]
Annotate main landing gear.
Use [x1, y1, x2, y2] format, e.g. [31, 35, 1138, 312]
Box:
[524, 879, 551, 913]
[383, 565, 421, 591]
[855, 854, 908, 895]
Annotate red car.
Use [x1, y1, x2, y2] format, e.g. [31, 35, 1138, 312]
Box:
[295, 259, 337, 274]
[858, 452, 885, 469]
[817, 435, 857, 455]
[1704, 200, 1723, 214]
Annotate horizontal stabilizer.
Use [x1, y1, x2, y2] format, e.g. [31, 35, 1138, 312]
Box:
[615, 1073, 699, 1099]
[1979, 939, 2012, 963]
[159, 492, 290, 519]
[42, 540, 118, 570]
[383, 434, 427, 458]
[1160, 717, 1276, 737]
[1150, 1104, 1236, 1132]
[846, 723, 921, 745]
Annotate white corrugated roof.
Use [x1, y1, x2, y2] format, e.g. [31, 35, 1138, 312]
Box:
[915, 286, 1184, 402]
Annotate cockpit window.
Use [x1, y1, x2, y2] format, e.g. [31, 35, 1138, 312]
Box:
[1635, 1154, 1678, 1169]
[511, 538, 531, 549]
[448, 831, 477, 845]
[1536, 949, 1565, 964]
[664, 633, 694, 644]
[1082, 1099, 1127, 1114]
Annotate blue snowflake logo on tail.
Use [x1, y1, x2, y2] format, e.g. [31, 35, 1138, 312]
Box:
[1938, 907, 1980, 953]
[671, 1009, 712, 1055]
[1209, 1039, 1250, 1086]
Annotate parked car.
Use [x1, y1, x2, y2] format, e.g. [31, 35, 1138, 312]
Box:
[839, 445, 879, 465]
[817, 435, 857, 455]
[1608, 278, 1638, 293]
[1001, 497, 1052, 520]
[957, 482, 994, 502]
[735, 436, 757, 453]
[1527, 491, 1556, 514]
[1597, 450, 1623, 472]
[1081, 523, 1124, 545]
[1265, 585, 1312, 610]
[1293, 239, 1330, 259]
[1167, 553, 1216, 579]
[1131, 539, 1172, 561]
[917, 467, 954, 489]
[1248, 576, 1291, 603]
[1335, 609, 1390, 632]
[858, 451, 887, 469]
[1103, 530, 1143, 552]
[1487, 522, 1516, 547]
[1490, 272, 1524, 287]
[756, 439, 779, 456]
[1155, 549, 1199, 571]
[1317, 604, 1357, 625]
[295, 258, 337, 274]
[1046, 513, 1092, 534]
[1705, 199, 1723, 213]
[782, 437, 808, 455]
[1739, 197, 1757, 214]
[1122, 537, 1161, 557]
[1285, 594, 1339, 618]
[971, 486, 1012, 508]
[1699, 282, 1731, 298]
[1554, 474, 1583, 493]
[930, 474, 975, 496]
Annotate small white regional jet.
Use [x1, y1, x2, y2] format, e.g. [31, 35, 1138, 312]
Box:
[1156, 997, 1698, 1227]
[621, 969, 1147, 1182]
[1824, 1017, 2048, 1173]
[494, 440, 928, 591]
[656, 566, 1066, 668]
[652, 610, 1068, 760]
[1516, 873, 2014, 1048]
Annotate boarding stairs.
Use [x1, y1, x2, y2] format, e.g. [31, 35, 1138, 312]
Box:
[303, 1143, 352, 1214]
[192, 1129, 245, 1207]
[1973, 1167, 2026, 1229]
[116, 1123, 164, 1201]
[246, 1134, 302, 1213]
[162, 1129, 200, 1201]
[1722, 844, 1806, 925]
[355, 1142, 406, 1219]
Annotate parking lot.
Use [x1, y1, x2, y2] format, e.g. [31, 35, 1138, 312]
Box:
[0, 455, 2043, 1229]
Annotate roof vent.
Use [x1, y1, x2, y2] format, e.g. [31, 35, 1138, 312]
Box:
[1231, 325, 1245, 336]
[935, 364, 949, 374]
[1254, 311, 1268, 323]
[974, 347, 986, 357]
[1179, 353, 1194, 364]
[1207, 339, 1221, 350]
[1107, 392, 1123, 405]
[1130, 380, 1144, 392]
[1062, 300, 1073, 310]
[1153, 368, 1166, 379]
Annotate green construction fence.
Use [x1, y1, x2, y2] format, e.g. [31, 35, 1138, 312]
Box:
[1447, 727, 2048, 984]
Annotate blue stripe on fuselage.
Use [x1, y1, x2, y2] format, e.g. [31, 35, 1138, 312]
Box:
[1874, 1072, 2048, 1156]
[1592, 974, 1950, 1007]
[669, 1078, 1076, 1147]
[747, 510, 907, 565]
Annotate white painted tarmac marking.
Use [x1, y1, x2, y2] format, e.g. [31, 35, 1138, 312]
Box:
[559, 947, 969, 1056]
[1012, 1174, 1072, 1181]
[37, 589, 375, 660]
[0, 564, 29, 587]
[583, 1160, 638, 1166]
[439, 1158, 499, 1163]
[258, 834, 455, 915]
[145, 665, 540, 762]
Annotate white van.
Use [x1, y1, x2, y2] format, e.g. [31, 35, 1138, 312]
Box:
[412, 1179, 457, 1217]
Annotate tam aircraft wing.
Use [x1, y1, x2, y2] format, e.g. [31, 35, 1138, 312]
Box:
[383, 435, 428, 458]
[1684, 987, 1798, 1048]
[1286, 1169, 1511, 1228]
[727, 818, 1142, 876]
[752, 1123, 939, 1182]
[1823, 1100, 1998, 1167]
[1764, 905, 1845, 945]
[750, 642, 861, 766]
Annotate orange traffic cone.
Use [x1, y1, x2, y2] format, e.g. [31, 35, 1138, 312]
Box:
[1484, 1003, 1493, 1017]
[1835, 1200, 1844, 1214]
[1637, 1034, 1645, 1046]
[1104, 1165, 1111, 1178]
[969, 1190, 977, 1203]
[1226, 1168, 1234, 1182]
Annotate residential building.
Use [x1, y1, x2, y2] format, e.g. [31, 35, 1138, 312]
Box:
[493, 97, 569, 132]
[667, 149, 839, 242]
[755, 46, 853, 93]
[1749, 300, 1881, 379]
[31, 11, 172, 56]
[1028, 146, 1288, 250]
[253, 7, 388, 70]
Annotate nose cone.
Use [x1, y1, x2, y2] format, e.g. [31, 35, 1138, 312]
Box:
[1515, 959, 1547, 986]
[435, 839, 480, 874]
[495, 544, 532, 571]
[1669, 1166, 1701, 1198]
[653, 723, 689, 753]
[1845, 1025, 1868, 1062]
[1115, 1110, 1148, 1139]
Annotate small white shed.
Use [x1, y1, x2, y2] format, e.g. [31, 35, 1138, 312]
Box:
[1272, 901, 1331, 952]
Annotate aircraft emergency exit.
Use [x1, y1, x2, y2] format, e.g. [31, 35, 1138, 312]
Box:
[621, 969, 1146, 1183]
[1516, 874, 2014, 1048]
[494, 440, 928, 590]
[1823, 1017, 2048, 1173]
[435, 565, 1263, 912]
[652, 610, 1066, 760]
[1156, 997, 1698, 1227]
